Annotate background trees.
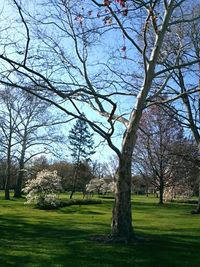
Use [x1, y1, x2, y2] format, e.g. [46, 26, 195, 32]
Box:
[133, 105, 198, 204]
[0, 89, 22, 199]
[161, 8, 200, 212]
[13, 91, 56, 198]
[0, 88, 65, 199]
[134, 105, 184, 204]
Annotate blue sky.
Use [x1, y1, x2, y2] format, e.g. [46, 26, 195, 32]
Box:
[1, 0, 199, 166]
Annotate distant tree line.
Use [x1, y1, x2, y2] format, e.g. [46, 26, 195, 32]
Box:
[0, 94, 199, 204]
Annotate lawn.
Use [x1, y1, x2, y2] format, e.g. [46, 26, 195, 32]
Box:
[0, 193, 200, 267]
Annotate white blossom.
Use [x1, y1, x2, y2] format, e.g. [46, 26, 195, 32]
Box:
[23, 169, 63, 208]
[86, 178, 116, 194]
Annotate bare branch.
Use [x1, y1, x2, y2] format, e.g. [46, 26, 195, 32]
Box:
[12, 0, 30, 66]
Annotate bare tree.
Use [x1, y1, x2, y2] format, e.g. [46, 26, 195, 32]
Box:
[13, 91, 64, 198]
[0, 89, 20, 199]
[0, 0, 199, 241]
[0, 87, 65, 199]
[157, 6, 200, 212]
[177, 14, 200, 213]
[133, 105, 194, 204]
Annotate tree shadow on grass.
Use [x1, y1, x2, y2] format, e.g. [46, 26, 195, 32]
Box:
[0, 215, 94, 267]
[133, 201, 196, 215]
[58, 206, 105, 215]
[0, 215, 200, 267]
[134, 232, 200, 267]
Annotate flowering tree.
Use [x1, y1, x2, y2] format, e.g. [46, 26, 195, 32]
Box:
[86, 178, 116, 195]
[23, 170, 63, 208]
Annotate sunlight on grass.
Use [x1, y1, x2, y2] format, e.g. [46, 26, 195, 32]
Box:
[0, 193, 200, 267]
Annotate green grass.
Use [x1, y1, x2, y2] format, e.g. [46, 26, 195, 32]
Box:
[0, 193, 200, 267]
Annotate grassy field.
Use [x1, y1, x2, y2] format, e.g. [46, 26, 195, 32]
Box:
[0, 193, 200, 267]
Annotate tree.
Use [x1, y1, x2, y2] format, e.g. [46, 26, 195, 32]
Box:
[91, 158, 116, 180]
[0, 89, 20, 199]
[0, 0, 199, 241]
[49, 160, 74, 191]
[29, 156, 50, 175]
[0, 87, 63, 199]
[0, 158, 18, 191]
[86, 177, 115, 195]
[133, 105, 184, 204]
[23, 169, 63, 208]
[163, 138, 199, 201]
[160, 6, 200, 212]
[13, 91, 55, 198]
[68, 118, 95, 198]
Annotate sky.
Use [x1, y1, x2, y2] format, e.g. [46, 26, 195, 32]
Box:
[0, 3, 120, 164]
[0, 0, 199, 166]
[0, 0, 134, 163]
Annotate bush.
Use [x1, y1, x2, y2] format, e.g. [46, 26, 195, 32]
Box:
[23, 170, 63, 208]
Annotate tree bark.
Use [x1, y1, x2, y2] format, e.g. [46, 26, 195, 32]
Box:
[4, 136, 12, 200]
[159, 183, 164, 205]
[4, 173, 10, 200]
[14, 170, 24, 198]
[111, 129, 137, 242]
[5, 188, 10, 200]
[70, 164, 78, 199]
[195, 181, 200, 213]
[69, 188, 75, 199]
[14, 134, 27, 198]
[111, 156, 134, 241]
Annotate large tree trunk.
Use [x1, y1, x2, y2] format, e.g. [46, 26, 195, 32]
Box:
[111, 129, 137, 242]
[111, 156, 134, 241]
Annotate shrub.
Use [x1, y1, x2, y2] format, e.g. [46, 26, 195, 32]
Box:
[23, 169, 63, 208]
[85, 178, 116, 194]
